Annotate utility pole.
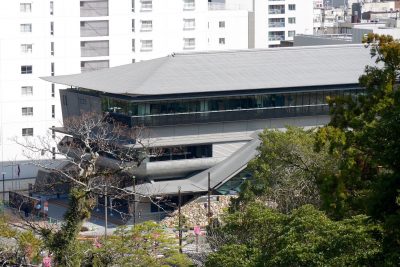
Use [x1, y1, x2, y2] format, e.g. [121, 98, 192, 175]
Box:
[133, 176, 136, 227]
[1, 172, 5, 206]
[178, 186, 182, 253]
[207, 172, 211, 225]
[104, 184, 108, 240]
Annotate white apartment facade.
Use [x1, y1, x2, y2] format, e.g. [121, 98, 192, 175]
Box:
[0, 0, 313, 187]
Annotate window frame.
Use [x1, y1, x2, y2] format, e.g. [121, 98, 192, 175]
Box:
[22, 128, 34, 137]
[21, 65, 33, 74]
[22, 107, 33, 116]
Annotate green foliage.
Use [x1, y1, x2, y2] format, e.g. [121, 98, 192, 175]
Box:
[207, 203, 383, 267]
[0, 215, 42, 265]
[233, 127, 338, 213]
[315, 34, 400, 264]
[41, 187, 94, 266]
[83, 221, 192, 267]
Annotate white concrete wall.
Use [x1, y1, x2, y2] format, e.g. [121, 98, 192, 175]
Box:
[253, 0, 314, 48]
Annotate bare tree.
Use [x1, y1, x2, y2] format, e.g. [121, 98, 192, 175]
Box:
[13, 112, 158, 266]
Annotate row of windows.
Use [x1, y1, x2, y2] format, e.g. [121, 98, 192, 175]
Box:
[131, 0, 195, 12]
[268, 17, 296, 28]
[20, 22, 54, 35]
[131, 18, 225, 32]
[21, 106, 55, 118]
[268, 4, 295, 14]
[20, 85, 55, 97]
[268, 30, 295, 41]
[21, 42, 54, 55]
[20, 63, 55, 75]
[101, 89, 360, 117]
[22, 127, 56, 137]
[131, 37, 225, 52]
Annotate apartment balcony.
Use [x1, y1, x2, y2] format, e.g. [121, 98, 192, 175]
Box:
[80, 21, 109, 37]
[208, 2, 225, 10]
[269, 22, 285, 28]
[80, 0, 108, 17]
[81, 41, 109, 57]
[269, 9, 285, 14]
[268, 35, 285, 41]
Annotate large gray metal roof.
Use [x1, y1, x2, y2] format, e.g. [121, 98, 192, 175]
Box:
[42, 45, 373, 96]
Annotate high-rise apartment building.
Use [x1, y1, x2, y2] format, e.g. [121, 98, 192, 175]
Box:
[0, 0, 313, 185]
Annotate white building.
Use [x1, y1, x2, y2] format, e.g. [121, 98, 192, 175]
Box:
[0, 0, 313, 190]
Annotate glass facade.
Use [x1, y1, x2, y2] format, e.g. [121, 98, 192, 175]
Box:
[149, 144, 212, 162]
[100, 88, 361, 127]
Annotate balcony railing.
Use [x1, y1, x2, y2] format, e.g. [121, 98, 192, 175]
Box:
[268, 35, 285, 41]
[269, 9, 285, 14]
[208, 2, 225, 10]
[269, 22, 285, 27]
[109, 104, 329, 127]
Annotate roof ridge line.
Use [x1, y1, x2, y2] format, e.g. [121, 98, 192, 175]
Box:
[172, 44, 365, 57]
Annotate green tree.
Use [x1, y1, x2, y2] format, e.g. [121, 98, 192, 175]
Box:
[315, 34, 400, 264]
[232, 127, 338, 214]
[82, 221, 192, 267]
[206, 204, 382, 267]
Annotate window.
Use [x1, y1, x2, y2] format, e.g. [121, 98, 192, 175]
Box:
[50, 21, 54, 35]
[21, 65, 32, 74]
[21, 44, 32, 53]
[52, 147, 56, 159]
[183, 38, 195, 49]
[132, 59, 136, 63]
[183, 19, 195, 30]
[50, 1, 54, 15]
[132, 19, 135, 32]
[51, 42, 54, 55]
[288, 4, 295, 10]
[140, 40, 153, 51]
[288, 30, 296, 37]
[51, 62, 55, 76]
[20, 3, 32, 12]
[20, 24, 32, 32]
[22, 128, 33, 137]
[141, 20, 152, 31]
[219, 38, 225, 45]
[51, 84, 55, 97]
[52, 126, 55, 139]
[141, 0, 152, 11]
[132, 39, 135, 52]
[22, 107, 33, 116]
[22, 86, 33, 96]
[288, 17, 296, 24]
[52, 105, 55, 118]
[183, 0, 195, 10]
[219, 21, 225, 28]
[132, 0, 135, 12]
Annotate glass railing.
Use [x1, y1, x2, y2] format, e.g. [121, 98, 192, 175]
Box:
[109, 104, 329, 127]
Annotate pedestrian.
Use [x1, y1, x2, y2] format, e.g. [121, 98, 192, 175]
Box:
[35, 201, 41, 218]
